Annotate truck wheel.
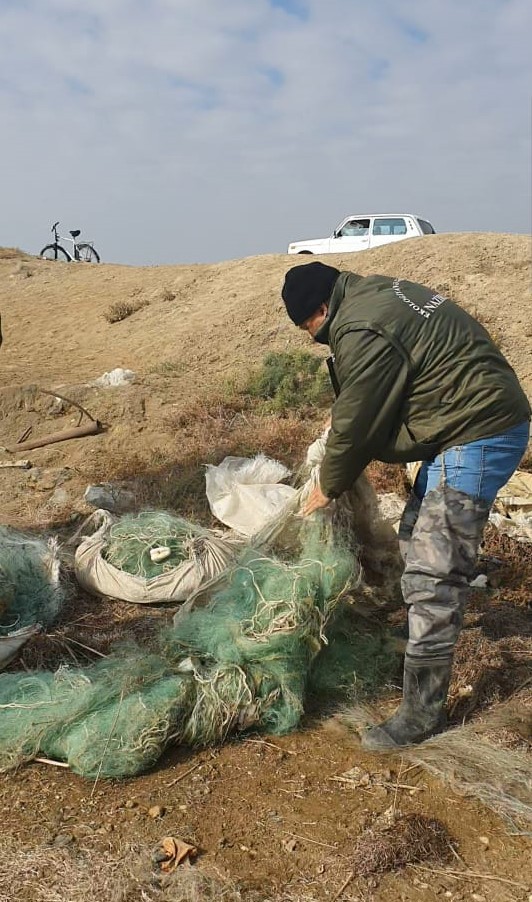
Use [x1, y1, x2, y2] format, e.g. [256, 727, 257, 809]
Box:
[297, 250, 313, 255]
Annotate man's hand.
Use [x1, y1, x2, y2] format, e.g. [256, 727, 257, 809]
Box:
[301, 484, 332, 517]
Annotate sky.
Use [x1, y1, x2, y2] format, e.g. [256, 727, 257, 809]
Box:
[0, 0, 531, 265]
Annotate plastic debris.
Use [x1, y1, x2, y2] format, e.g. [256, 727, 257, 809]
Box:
[94, 368, 136, 387]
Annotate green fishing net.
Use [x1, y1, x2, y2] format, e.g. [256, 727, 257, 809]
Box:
[0, 518, 394, 779]
[0, 526, 65, 631]
[103, 511, 204, 578]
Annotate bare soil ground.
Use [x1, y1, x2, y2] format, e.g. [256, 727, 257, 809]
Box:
[0, 235, 531, 901]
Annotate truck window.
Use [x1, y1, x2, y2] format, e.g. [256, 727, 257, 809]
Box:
[338, 218, 370, 237]
[418, 219, 435, 234]
[372, 217, 407, 236]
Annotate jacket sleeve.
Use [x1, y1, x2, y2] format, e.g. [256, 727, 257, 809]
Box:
[319, 328, 408, 497]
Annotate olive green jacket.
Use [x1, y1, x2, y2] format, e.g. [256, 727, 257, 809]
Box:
[315, 273, 531, 498]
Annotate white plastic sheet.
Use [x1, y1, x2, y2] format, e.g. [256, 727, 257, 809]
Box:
[205, 454, 297, 537]
[94, 368, 136, 387]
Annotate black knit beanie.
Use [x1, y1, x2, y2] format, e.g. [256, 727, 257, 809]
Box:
[282, 262, 340, 325]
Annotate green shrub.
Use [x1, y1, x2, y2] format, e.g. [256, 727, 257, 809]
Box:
[244, 351, 332, 413]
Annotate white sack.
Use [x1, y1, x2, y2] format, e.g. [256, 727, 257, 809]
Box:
[74, 510, 239, 604]
[205, 455, 297, 537]
[0, 625, 41, 672]
[304, 429, 329, 471]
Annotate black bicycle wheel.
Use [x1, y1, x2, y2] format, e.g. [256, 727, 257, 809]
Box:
[76, 243, 100, 263]
[40, 244, 71, 262]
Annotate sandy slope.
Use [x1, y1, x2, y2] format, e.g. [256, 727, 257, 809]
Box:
[1, 233, 531, 393]
[0, 233, 530, 526]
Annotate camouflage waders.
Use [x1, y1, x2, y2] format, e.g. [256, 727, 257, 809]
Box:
[400, 483, 491, 662]
[362, 483, 491, 751]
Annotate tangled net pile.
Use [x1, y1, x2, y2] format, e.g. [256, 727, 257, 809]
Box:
[0, 526, 65, 631]
[0, 519, 386, 779]
[102, 511, 202, 579]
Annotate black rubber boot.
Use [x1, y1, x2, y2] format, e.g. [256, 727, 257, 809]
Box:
[361, 656, 452, 751]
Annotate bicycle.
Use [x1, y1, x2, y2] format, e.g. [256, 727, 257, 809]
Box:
[40, 221, 101, 263]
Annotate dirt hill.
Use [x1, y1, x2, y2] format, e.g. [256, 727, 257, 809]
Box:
[1, 233, 531, 388]
[0, 233, 530, 526]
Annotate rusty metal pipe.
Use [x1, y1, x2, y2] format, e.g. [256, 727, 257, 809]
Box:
[7, 420, 103, 452]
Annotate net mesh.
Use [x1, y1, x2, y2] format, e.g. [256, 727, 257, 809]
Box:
[102, 511, 207, 578]
[0, 526, 65, 631]
[0, 517, 393, 778]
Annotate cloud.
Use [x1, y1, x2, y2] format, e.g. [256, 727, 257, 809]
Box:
[0, 0, 530, 264]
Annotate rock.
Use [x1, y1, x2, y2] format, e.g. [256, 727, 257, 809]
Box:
[125, 799, 138, 809]
[84, 483, 135, 512]
[51, 833, 75, 848]
[49, 486, 69, 506]
[378, 768, 392, 782]
[377, 492, 405, 526]
[148, 805, 165, 819]
[282, 837, 298, 853]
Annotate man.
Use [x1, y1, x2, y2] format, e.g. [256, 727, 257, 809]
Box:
[281, 261, 530, 750]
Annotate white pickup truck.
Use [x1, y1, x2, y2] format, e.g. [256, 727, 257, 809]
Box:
[287, 212, 435, 255]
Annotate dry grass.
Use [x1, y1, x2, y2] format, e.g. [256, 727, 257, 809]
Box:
[102, 398, 321, 522]
[149, 358, 187, 376]
[480, 525, 532, 608]
[405, 712, 532, 830]
[366, 460, 410, 497]
[157, 286, 176, 302]
[520, 448, 532, 472]
[339, 700, 532, 830]
[351, 813, 452, 878]
[13, 589, 172, 672]
[104, 298, 150, 323]
[0, 837, 245, 902]
[449, 626, 531, 721]
[0, 247, 26, 260]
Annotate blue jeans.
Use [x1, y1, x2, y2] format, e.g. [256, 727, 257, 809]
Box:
[401, 419, 530, 661]
[414, 420, 530, 505]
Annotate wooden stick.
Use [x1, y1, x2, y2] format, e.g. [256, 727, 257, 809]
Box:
[17, 426, 33, 444]
[7, 420, 102, 453]
[283, 832, 337, 850]
[0, 459, 32, 469]
[244, 738, 297, 755]
[35, 388, 98, 423]
[166, 761, 203, 787]
[383, 781, 423, 792]
[392, 757, 403, 817]
[414, 865, 529, 890]
[333, 871, 355, 900]
[63, 637, 107, 658]
[35, 757, 69, 768]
